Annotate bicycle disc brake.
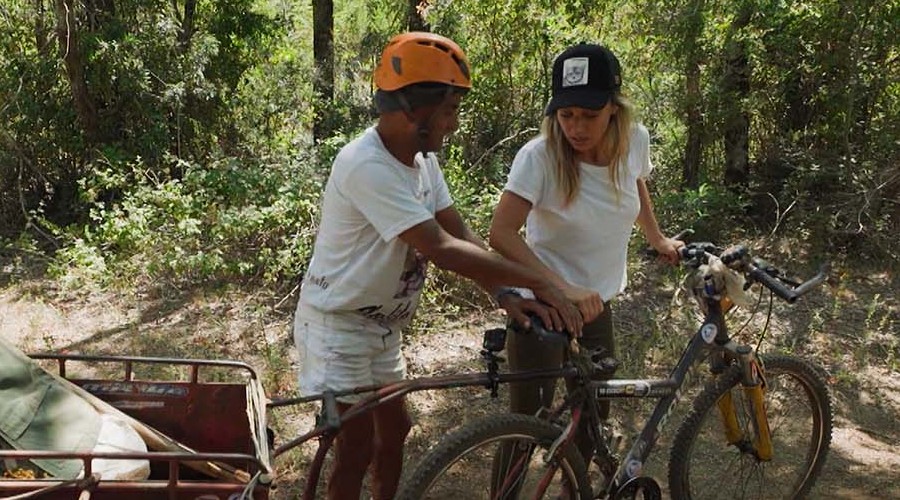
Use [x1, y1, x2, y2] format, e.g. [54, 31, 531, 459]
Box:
[612, 476, 662, 500]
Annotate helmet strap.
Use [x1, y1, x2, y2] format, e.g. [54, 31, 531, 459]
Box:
[386, 86, 456, 154]
[392, 93, 426, 151]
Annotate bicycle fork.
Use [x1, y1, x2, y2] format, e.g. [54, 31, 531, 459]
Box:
[716, 346, 773, 461]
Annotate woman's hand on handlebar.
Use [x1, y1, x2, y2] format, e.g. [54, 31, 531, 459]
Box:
[562, 284, 603, 323]
[651, 236, 686, 265]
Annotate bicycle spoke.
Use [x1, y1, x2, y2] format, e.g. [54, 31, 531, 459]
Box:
[397, 414, 590, 500]
[668, 356, 832, 500]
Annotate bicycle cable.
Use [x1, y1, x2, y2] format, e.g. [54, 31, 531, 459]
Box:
[731, 285, 765, 344]
[238, 470, 263, 500]
[754, 290, 776, 354]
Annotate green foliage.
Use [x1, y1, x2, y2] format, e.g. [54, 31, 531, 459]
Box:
[653, 182, 748, 239]
[62, 153, 323, 289]
[1, 0, 280, 232]
[1, 0, 897, 297]
[47, 238, 109, 292]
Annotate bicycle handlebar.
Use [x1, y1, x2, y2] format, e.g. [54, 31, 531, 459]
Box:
[677, 240, 829, 304]
[746, 262, 829, 303]
[518, 232, 827, 341]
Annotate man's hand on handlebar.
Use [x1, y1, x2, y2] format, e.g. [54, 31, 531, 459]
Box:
[498, 294, 555, 333]
[528, 282, 584, 337]
[562, 284, 603, 323]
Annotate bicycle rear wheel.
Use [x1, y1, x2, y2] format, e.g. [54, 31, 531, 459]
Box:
[668, 355, 832, 499]
[396, 413, 591, 500]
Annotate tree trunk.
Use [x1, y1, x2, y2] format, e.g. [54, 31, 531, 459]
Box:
[83, 0, 115, 31]
[35, 0, 50, 55]
[722, 5, 751, 187]
[172, 0, 197, 160]
[407, 0, 429, 31]
[681, 0, 705, 189]
[178, 0, 196, 51]
[55, 0, 99, 144]
[683, 66, 702, 189]
[312, 0, 334, 141]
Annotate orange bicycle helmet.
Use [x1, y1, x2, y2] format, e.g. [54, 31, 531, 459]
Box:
[374, 32, 472, 91]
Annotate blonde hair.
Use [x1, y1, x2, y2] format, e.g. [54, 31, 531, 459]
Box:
[542, 93, 634, 206]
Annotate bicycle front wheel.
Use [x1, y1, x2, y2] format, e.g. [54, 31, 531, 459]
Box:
[396, 413, 592, 500]
[668, 354, 833, 499]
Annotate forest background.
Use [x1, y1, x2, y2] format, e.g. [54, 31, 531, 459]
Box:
[0, 0, 898, 497]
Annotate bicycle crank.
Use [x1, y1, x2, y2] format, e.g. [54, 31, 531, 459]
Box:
[611, 476, 662, 500]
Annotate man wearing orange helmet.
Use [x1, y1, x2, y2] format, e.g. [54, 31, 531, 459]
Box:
[293, 32, 582, 500]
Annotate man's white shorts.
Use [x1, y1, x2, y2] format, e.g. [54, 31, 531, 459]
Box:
[294, 303, 406, 403]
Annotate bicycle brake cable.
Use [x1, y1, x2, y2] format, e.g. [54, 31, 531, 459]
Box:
[754, 290, 775, 353]
[732, 285, 764, 343]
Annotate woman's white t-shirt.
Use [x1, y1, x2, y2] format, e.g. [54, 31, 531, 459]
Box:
[504, 124, 653, 301]
[298, 127, 453, 330]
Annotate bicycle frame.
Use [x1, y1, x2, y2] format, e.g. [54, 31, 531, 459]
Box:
[542, 296, 773, 497]
[268, 296, 768, 500]
[275, 241, 825, 499]
[276, 247, 826, 498]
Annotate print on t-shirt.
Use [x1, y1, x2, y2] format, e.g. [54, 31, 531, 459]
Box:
[394, 248, 427, 299]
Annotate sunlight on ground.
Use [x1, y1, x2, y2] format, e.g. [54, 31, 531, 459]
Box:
[1, 275, 898, 498]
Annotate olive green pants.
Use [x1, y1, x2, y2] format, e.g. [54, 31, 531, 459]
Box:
[506, 303, 615, 463]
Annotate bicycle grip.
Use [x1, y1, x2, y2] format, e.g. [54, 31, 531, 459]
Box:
[792, 264, 830, 297]
[748, 266, 798, 303]
[522, 314, 570, 345]
[643, 228, 696, 258]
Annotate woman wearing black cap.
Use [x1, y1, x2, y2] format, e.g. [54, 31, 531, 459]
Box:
[488, 43, 683, 465]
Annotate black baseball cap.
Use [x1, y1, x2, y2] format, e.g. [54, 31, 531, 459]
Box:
[545, 44, 622, 116]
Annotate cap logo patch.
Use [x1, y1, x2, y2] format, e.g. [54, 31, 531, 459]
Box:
[562, 57, 589, 87]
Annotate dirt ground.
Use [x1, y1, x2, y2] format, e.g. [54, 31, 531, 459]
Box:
[1, 265, 898, 499]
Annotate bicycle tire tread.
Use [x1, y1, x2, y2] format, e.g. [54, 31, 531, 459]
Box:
[667, 354, 833, 499]
[396, 413, 592, 500]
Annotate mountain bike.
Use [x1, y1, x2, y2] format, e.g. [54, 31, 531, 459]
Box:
[394, 239, 833, 499]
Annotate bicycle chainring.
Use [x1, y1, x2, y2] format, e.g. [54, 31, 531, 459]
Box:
[611, 476, 662, 500]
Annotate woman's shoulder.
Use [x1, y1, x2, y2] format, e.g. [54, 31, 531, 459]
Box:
[520, 135, 549, 153]
[629, 123, 650, 146]
[514, 135, 551, 163]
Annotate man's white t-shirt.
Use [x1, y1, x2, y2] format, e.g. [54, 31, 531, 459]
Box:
[299, 127, 452, 330]
[504, 124, 653, 301]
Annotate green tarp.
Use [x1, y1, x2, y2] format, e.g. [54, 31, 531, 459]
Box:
[0, 338, 101, 479]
